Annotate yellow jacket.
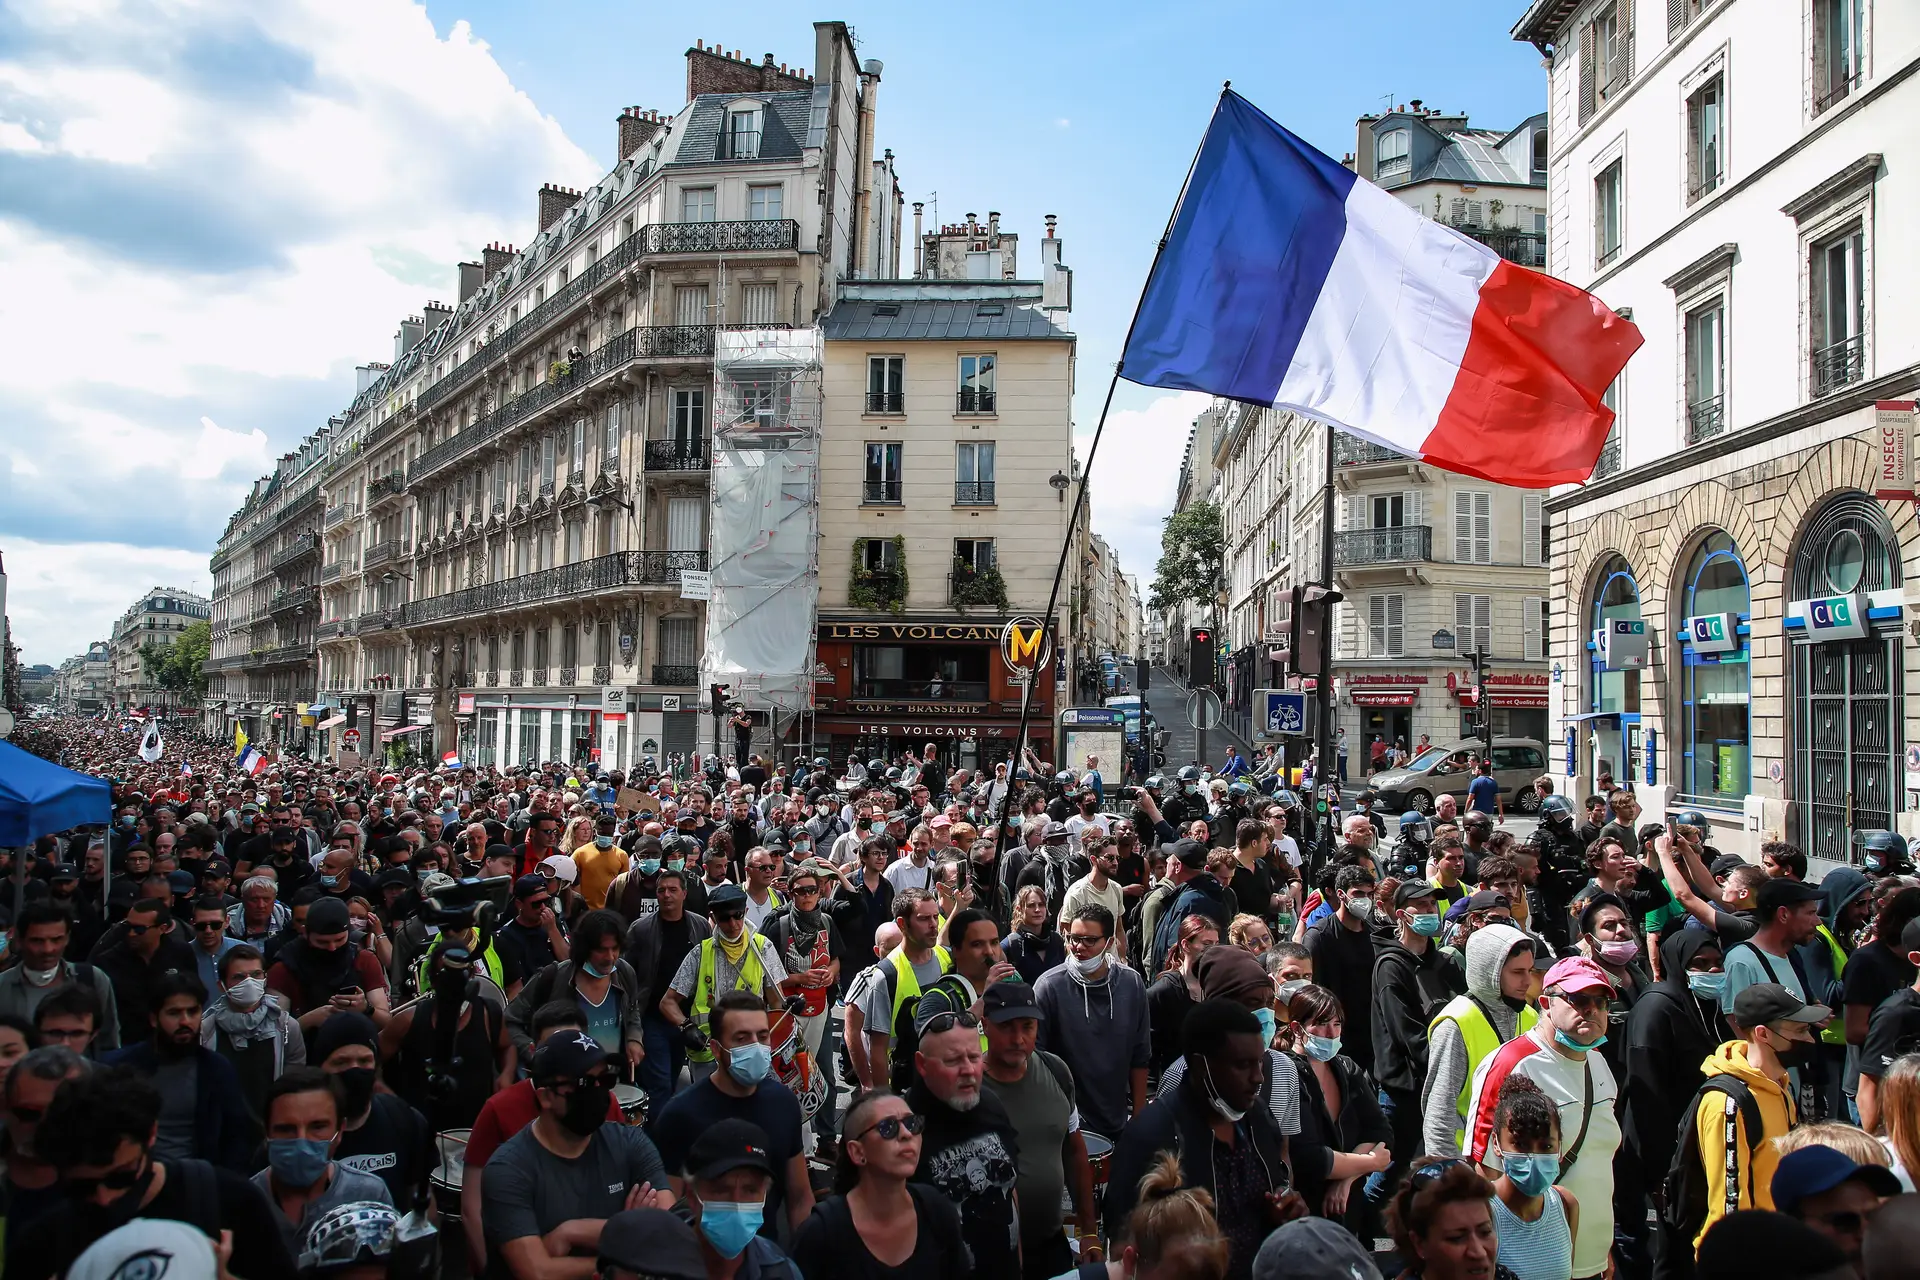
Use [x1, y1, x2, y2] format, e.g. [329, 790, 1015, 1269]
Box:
[1693, 1040, 1799, 1246]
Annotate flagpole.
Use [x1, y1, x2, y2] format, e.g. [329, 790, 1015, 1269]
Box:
[993, 84, 1231, 861]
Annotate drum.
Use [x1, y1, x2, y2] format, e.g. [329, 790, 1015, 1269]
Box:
[428, 1128, 470, 1224]
[769, 1010, 828, 1122]
[614, 1083, 648, 1127]
[1083, 1132, 1115, 1193]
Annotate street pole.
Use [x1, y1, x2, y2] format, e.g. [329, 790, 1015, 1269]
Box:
[1316, 421, 1336, 789]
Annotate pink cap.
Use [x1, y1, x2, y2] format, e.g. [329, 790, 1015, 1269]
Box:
[928, 814, 952, 829]
[1542, 955, 1615, 996]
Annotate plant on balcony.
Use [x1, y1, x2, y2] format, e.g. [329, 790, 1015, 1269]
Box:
[848, 536, 908, 615]
[548, 359, 572, 383]
[950, 559, 1009, 614]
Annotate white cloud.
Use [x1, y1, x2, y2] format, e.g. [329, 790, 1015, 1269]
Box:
[5, 537, 214, 666]
[1080, 389, 1213, 605]
[0, 0, 602, 662]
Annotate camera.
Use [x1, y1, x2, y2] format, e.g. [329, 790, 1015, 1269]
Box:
[418, 875, 512, 931]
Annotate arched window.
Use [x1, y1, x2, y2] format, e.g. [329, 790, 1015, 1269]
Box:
[1589, 555, 1643, 715]
[1679, 532, 1750, 804]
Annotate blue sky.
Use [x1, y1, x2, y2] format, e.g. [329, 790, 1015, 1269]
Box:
[0, 0, 1546, 664]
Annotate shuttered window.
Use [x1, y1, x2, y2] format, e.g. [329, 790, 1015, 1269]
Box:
[1523, 494, 1544, 567]
[1524, 596, 1545, 660]
[1453, 490, 1492, 564]
[1456, 594, 1492, 656]
[1369, 594, 1404, 657]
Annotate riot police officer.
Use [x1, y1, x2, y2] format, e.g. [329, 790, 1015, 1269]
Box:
[1525, 794, 1584, 952]
[1387, 812, 1431, 880]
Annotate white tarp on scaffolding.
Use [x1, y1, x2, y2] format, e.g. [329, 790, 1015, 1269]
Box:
[703, 327, 822, 721]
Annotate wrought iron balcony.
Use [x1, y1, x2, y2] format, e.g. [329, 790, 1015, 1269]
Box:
[652, 663, 699, 686]
[271, 533, 319, 572]
[1336, 433, 1413, 466]
[954, 481, 996, 505]
[644, 439, 709, 471]
[361, 606, 402, 631]
[531, 667, 549, 686]
[1465, 228, 1547, 268]
[1333, 525, 1435, 568]
[269, 586, 319, 617]
[558, 665, 578, 686]
[324, 503, 353, 529]
[509, 669, 524, 686]
[399, 550, 711, 627]
[866, 391, 903, 414]
[482, 669, 497, 686]
[957, 388, 996, 414]
[539, 478, 555, 499]
[315, 618, 350, 640]
[1813, 334, 1865, 398]
[1593, 433, 1622, 480]
[643, 218, 798, 255]
[320, 560, 346, 583]
[1686, 395, 1726, 445]
[408, 324, 715, 486]
[592, 664, 612, 684]
[363, 539, 404, 571]
[253, 641, 315, 667]
[863, 479, 902, 504]
[367, 471, 407, 506]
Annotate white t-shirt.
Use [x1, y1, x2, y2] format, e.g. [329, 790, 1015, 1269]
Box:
[1064, 813, 1111, 854]
[1060, 873, 1126, 934]
[1275, 835, 1303, 868]
[883, 856, 937, 895]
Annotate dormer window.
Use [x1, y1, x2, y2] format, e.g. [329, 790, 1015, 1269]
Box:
[725, 103, 761, 160]
[1376, 128, 1410, 177]
[1531, 128, 1548, 173]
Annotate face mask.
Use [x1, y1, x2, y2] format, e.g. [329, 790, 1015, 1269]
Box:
[1407, 912, 1443, 938]
[1772, 1035, 1817, 1072]
[665, 859, 684, 872]
[559, 1080, 615, 1136]
[1253, 1007, 1277, 1045]
[1305, 1033, 1343, 1062]
[1345, 897, 1372, 921]
[638, 858, 661, 875]
[267, 1137, 333, 1187]
[1598, 939, 1640, 966]
[319, 874, 342, 890]
[1552, 1028, 1606, 1054]
[699, 1201, 765, 1258]
[1199, 1057, 1247, 1124]
[226, 975, 267, 1008]
[582, 960, 614, 980]
[595, 835, 615, 849]
[728, 1042, 773, 1086]
[332, 1066, 377, 1116]
[1866, 856, 1886, 873]
[1503, 1152, 1560, 1196]
[1070, 950, 1107, 977]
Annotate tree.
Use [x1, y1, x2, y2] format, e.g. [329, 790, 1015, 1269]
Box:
[138, 619, 212, 703]
[1148, 501, 1224, 617]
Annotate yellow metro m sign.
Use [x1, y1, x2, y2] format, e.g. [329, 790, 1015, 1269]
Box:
[999, 616, 1052, 674]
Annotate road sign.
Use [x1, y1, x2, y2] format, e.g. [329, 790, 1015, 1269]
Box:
[1257, 689, 1307, 736]
[1185, 688, 1223, 730]
[341, 728, 361, 750]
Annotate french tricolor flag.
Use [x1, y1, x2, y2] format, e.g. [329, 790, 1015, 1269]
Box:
[442, 751, 464, 769]
[236, 744, 267, 776]
[1123, 91, 1642, 486]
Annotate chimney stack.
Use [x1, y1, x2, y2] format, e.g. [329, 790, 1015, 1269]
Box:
[987, 211, 1000, 243]
[1045, 213, 1057, 239]
[422, 300, 453, 333]
[458, 261, 484, 303]
[912, 201, 924, 277]
[618, 106, 666, 161]
[482, 243, 515, 282]
[538, 183, 580, 234]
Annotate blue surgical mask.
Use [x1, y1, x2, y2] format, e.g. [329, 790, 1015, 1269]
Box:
[638, 858, 661, 875]
[1502, 1152, 1560, 1196]
[1253, 1006, 1277, 1045]
[594, 835, 615, 849]
[319, 874, 342, 889]
[698, 1201, 764, 1258]
[582, 960, 614, 980]
[665, 859, 684, 872]
[267, 1137, 333, 1187]
[1687, 971, 1726, 1000]
[1305, 1033, 1343, 1062]
[1408, 913, 1443, 937]
[1553, 1028, 1606, 1054]
[727, 1042, 773, 1086]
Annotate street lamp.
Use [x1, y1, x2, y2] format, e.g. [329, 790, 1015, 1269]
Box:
[1048, 471, 1071, 503]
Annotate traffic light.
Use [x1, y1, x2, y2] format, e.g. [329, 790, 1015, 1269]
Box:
[1137, 658, 1150, 691]
[1270, 586, 1302, 672]
[1294, 585, 1343, 677]
[709, 682, 731, 719]
[1188, 628, 1215, 688]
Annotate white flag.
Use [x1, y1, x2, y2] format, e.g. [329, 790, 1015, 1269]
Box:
[139, 721, 165, 764]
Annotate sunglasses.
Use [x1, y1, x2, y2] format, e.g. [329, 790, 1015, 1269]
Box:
[124, 921, 169, 936]
[712, 909, 746, 923]
[853, 1112, 927, 1142]
[919, 1010, 982, 1036]
[193, 920, 225, 932]
[68, 1158, 148, 1199]
[1409, 1157, 1469, 1189]
[789, 884, 820, 896]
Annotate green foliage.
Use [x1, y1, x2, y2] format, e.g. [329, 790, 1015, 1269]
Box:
[950, 559, 1009, 613]
[138, 620, 212, 702]
[849, 536, 909, 614]
[1148, 501, 1224, 616]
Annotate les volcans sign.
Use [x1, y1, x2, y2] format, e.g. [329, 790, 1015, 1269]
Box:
[1684, 612, 1741, 654]
[1874, 402, 1917, 500]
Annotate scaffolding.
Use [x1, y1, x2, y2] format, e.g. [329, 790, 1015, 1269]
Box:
[702, 327, 823, 761]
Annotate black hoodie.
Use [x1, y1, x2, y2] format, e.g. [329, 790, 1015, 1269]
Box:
[1623, 929, 1732, 1181]
[1371, 934, 1467, 1093]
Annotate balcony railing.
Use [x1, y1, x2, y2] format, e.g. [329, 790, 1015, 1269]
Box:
[254, 642, 315, 667]
[653, 663, 699, 686]
[367, 471, 407, 505]
[408, 324, 716, 486]
[643, 218, 798, 255]
[400, 550, 711, 627]
[866, 391, 903, 414]
[558, 665, 578, 686]
[324, 503, 351, 529]
[592, 664, 612, 684]
[509, 668, 524, 686]
[1465, 228, 1547, 268]
[1685, 395, 1726, 445]
[852, 678, 990, 701]
[957, 388, 996, 414]
[1336, 433, 1412, 466]
[320, 560, 345, 583]
[268, 586, 319, 616]
[271, 533, 319, 571]
[1332, 525, 1435, 567]
[954, 480, 996, 505]
[315, 619, 351, 640]
[1813, 334, 1865, 398]
[863, 479, 903, 504]
[644, 439, 709, 471]
[1592, 433, 1622, 480]
[363, 538, 404, 571]
[531, 667, 549, 686]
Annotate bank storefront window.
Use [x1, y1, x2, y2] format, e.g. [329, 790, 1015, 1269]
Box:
[1679, 531, 1750, 807]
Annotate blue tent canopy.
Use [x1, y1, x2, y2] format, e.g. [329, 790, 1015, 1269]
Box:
[0, 739, 113, 846]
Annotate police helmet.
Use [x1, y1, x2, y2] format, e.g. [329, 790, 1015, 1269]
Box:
[301, 1202, 438, 1280]
[1670, 808, 1711, 832]
[1177, 765, 1203, 784]
[1538, 795, 1575, 823]
[1399, 812, 1432, 839]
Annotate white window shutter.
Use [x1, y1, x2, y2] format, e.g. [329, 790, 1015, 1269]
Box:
[1522, 495, 1543, 567]
[1369, 595, 1386, 656]
[1456, 593, 1473, 637]
[1475, 595, 1492, 652]
[1343, 495, 1365, 531]
[1453, 492, 1474, 562]
[1404, 489, 1423, 529]
[1388, 593, 1404, 655]
[1523, 595, 1544, 660]
[1473, 492, 1493, 564]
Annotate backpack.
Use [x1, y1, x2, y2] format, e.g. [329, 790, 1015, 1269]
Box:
[1656, 1077, 1765, 1279]
[1126, 883, 1169, 974]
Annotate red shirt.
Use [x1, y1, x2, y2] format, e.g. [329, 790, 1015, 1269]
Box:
[265, 949, 389, 1014]
[464, 1078, 624, 1169]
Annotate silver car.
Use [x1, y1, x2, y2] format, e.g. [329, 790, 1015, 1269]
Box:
[1369, 737, 1551, 815]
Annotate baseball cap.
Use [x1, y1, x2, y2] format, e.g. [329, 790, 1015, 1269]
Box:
[1042, 820, 1071, 842]
[1768, 1144, 1901, 1216]
[1755, 877, 1824, 914]
[596, 1209, 703, 1279]
[530, 1029, 609, 1083]
[538, 854, 578, 884]
[70, 1219, 218, 1280]
[688, 1119, 776, 1181]
[1541, 955, 1615, 996]
[47, 863, 79, 883]
[513, 873, 549, 901]
[1252, 1217, 1383, 1280]
[706, 883, 748, 912]
[981, 980, 1042, 1024]
[1696, 1209, 1849, 1280]
[1169, 838, 1209, 869]
[1709, 853, 1750, 878]
[306, 897, 352, 936]
[1731, 982, 1831, 1028]
[1392, 879, 1438, 907]
[419, 871, 457, 897]
[928, 814, 951, 830]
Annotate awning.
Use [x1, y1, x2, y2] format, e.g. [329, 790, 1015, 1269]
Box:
[380, 724, 431, 741]
[316, 714, 346, 730]
[1350, 692, 1417, 707]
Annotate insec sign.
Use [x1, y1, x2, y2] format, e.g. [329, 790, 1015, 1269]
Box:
[1793, 594, 1869, 641]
